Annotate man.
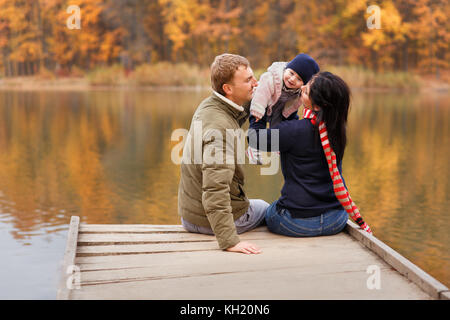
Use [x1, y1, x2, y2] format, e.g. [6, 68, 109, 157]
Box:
[178, 53, 269, 254]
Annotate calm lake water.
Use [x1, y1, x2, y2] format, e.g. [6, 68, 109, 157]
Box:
[0, 88, 448, 299]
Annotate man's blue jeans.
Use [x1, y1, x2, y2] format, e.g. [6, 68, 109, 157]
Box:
[265, 200, 348, 237]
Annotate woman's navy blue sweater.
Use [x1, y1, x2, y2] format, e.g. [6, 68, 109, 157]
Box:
[248, 112, 345, 218]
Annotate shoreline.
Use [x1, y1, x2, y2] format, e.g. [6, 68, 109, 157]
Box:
[0, 77, 209, 92]
[0, 76, 449, 93]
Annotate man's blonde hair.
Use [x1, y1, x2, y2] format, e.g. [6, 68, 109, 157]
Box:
[210, 53, 250, 96]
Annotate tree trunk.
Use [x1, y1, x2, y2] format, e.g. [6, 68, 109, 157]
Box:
[371, 50, 378, 72]
[402, 38, 409, 72]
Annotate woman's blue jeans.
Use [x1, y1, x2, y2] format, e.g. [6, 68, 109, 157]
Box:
[265, 200, 348, 237]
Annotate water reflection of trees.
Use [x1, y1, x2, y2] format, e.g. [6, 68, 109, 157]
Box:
[0, 89, 448, 286]
[0, 90, 208, 234]
[344, 92, 449, 286]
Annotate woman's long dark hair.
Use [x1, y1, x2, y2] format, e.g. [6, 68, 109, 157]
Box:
[309, 71, 350, 163]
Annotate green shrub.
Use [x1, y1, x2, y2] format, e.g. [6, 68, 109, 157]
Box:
[132, 62, 209, 87]
[87, 64, 126, 86]
[324, 65, 420, 90]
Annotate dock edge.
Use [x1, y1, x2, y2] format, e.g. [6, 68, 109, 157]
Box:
[55, 216, 449, 300]
[345, 220, 449, 300]
[57, 216, 80, 300]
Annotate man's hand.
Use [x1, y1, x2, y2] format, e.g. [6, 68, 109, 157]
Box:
[225, 241, 262, 254]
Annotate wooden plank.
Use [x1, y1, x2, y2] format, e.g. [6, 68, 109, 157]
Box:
[76, 242, 384, 285]
[76, 250, 376, 272]
[77, 241, 219, 256]
[79, 260, 390, 286]
[79, 224, 270, 234]
[77, 226, 359, 246]
[70, 266, 431, 300]
[345, 220, 449, 300]
[72, 233, 433, 300]
[75, 247, 362, 269]
[79, 224, 188, 233]
[56, 216, 80, 300]
[76, 237, 348, 256]
[77, 232, 216, 244]
[75, 233, 361, 256]
[76, 235, 373, 266]
[440, 291, 450, 300]
[62, 220, 445, 300]
[77, 228, 285, 245]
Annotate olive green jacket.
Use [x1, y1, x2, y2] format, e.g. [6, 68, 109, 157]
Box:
[178, 93, 250, 249]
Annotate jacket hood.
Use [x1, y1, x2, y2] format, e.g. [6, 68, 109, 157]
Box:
[267, 61, 287, 84]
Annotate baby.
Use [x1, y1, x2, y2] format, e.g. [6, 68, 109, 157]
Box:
[247, 53, 320, 164]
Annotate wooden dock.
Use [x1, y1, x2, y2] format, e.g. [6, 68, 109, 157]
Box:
[57, 216, 449, 300]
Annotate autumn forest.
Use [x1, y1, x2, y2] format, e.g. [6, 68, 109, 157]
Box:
[0, 0, 449, 78]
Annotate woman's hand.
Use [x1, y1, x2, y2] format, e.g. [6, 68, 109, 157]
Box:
[362, 223, 373, 235]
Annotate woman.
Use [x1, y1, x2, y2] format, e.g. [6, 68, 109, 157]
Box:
[248, 71, 372, 237]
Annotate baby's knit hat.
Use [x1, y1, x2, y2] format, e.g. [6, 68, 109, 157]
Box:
[286, 53, 320, 84]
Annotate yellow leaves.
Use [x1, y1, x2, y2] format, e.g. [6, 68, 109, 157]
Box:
[341, 0, 367, 19]
[158, 0, 242, 58]
[408, 0, 450, 72]
[0, 0, 448, 74]
[362, 0, 407, 50]
[159, 0, 212, 53]
[0, 0, 39, 62]
[78, 0, 103, 26]
[44, 0, 124, 68]
[248, 1, 270, 42]
[382, 1, 408, 38]
[357, 0, 415, 69]
[9, 42, 42, 62]
[97, 28, 125, 63]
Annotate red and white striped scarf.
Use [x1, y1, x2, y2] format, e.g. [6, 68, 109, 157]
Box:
[303, 108, 372, 234]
